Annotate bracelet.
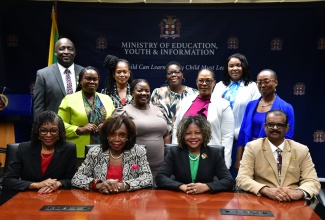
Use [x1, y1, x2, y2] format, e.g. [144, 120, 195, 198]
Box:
[92, 179, 102, 191]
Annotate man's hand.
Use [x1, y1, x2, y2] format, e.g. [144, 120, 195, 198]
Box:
[259, 186, 292, 202]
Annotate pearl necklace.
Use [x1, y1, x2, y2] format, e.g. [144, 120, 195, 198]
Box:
[188, 154, 200, 161]
[110, 151, 123, 160]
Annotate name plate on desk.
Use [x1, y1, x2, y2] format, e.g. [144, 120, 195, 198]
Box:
[220, 209, 273, 217]
[40, 205, 93, 212]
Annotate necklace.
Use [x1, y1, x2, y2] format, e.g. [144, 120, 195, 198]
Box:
[188, 154, 200, 161]
[260, 98, 275, 108]
[110, 151, 123, 160]
[41, 152, 54, 160]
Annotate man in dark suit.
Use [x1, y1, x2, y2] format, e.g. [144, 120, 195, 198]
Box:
[33, 38, 83, 119]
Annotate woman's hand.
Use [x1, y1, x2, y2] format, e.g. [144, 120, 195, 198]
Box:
[181, 183, 210, 194]
[29, 178, 61, 194]
[96, 179, 125, 194]
[77, 123, 99, 134]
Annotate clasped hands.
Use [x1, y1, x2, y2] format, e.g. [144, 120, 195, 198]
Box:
[179, 182, 210, 194]
[260, 186, 304, 202]
[29, 178, 61, 194]
[96, 179, 125, 194]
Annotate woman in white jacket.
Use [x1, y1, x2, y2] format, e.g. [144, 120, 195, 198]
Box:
[172, 68, 234, 169]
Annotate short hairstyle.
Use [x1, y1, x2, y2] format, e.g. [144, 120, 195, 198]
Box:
[31, 111, 66, 144]
[197, 68, 215, 79]
[76, 66, 100, 92]
[166, 61, 183, 72]
[99, 115, 136, 152]
[103, 55, 134, 95]
[176, 115, 212, 149]
[130, 79, 150, 93]
[258, 69, 278, 80]
[222, 53, 252, 86]
[265, 109, 288, 124]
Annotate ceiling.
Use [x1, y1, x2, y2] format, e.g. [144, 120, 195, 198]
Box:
[32, 0, 325, 3]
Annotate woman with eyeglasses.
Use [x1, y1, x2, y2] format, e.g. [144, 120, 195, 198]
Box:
[1, 111, 77, 205]
[234, 69, 295, 172]
[172, 69, 234, 170]
[211, 53, 260, 177]
[102, 55, 134, 108]
[72, 115, 153, 193]
[150, 61, 198, 136]
[58, 66, 115, 165]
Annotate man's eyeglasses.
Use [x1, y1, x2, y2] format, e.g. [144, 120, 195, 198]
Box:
[265, 122, 287, 129]
[256, 79, 276, 87]
[39, 128, 59, 135]
[108, 132, 128, 140]
[116, 70, 129, 75]
[196, 79, 214, 85]
[167, 70, 182, 75]
[83, 77, 99, 82]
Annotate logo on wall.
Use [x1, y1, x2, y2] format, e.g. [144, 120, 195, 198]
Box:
[7, 34, 18, 47]
[159, 16, 181, 39]
[96, 37, 107, 49]
[227, 37, 239, 49]
[317, 37, 325, 50]
[270, 38, 282, 51]
[293, 82, 305, 95]
[313, 130, 325, 143]
[0, 94, 8, 111]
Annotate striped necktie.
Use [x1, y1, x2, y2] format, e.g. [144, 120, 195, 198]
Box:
[276, 148, 282, 184]
[64, 69, 73, 95]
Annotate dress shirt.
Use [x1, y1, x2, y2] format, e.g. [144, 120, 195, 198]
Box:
[58, 63, 77, 93]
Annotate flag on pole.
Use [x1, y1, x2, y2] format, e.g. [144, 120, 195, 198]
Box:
[48, 6, 59, 66]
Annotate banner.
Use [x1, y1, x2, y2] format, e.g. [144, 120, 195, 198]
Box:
[47, 5, 59, 66]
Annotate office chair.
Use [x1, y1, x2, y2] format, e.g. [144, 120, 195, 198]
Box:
[0, 143, 20, 191]
[85, 144, 100, 157]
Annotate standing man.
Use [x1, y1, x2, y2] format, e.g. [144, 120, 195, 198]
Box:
[33, 38, 83, 119]
[236, 110, 320, 202]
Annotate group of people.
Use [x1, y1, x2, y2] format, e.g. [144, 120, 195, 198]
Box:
[0, 37, 320, 205]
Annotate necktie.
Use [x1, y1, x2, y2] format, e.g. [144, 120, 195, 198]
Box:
[64, 69, 73, 95]
[276, 148, 282, 183]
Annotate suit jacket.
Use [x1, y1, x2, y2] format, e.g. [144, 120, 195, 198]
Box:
[236, 138, 320, 199]
[71, 145, 153, 191]
[155, 145, 234, 193]
[58, 91, 115, 158]
[172, 94, 234, 169]
[33, 63, 83, 119]
[1, 141, 77, 204]
[237, 95, 295, 147]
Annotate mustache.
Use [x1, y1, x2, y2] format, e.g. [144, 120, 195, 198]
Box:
[270, 130, 281, 134]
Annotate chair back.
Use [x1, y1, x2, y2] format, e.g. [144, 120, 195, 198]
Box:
[85, 144, 100, 157]
[4, 143, 19, 172]
[164, 144, 225, 159]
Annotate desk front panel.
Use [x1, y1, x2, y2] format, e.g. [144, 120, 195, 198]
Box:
[0, 189, 321, 220]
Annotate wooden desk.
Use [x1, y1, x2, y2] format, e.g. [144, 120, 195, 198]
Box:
[0, 189, 322, 219]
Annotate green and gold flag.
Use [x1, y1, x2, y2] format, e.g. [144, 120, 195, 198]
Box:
[48, 6, 59, 66]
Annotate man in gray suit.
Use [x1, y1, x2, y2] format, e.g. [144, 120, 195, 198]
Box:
[33, 38, 83, 119]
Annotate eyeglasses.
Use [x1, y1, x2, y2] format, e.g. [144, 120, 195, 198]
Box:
[116, 70, 129, 75]
[108, 132, 128, 140]
[196, 79, 214, 85]
[39, 128, 59, 135]
[167, 70, 182, 75]
[83, 77, 99, 82]
[255, 79, 276, 87]
[265, 122, 287, 129]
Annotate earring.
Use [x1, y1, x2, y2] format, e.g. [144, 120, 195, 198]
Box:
[182, 78, 186, 83]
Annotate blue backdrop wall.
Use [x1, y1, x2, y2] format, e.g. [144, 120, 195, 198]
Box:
[0, 1, 324, 178]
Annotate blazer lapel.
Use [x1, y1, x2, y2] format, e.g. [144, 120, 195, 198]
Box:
[53, 64, 66, 95]
[280, 140, 292, 185]
[180, 148, 192, 182]
[263, 139, 279, 180]
[44, 144, 63, 178]
[31, 143, 42, 179]
[196, 148, 208, 182]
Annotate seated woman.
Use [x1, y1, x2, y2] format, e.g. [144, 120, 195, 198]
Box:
[156, 115, 234, 194]
[1, 111, 77, 205]
[71, 115, 153, 193]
